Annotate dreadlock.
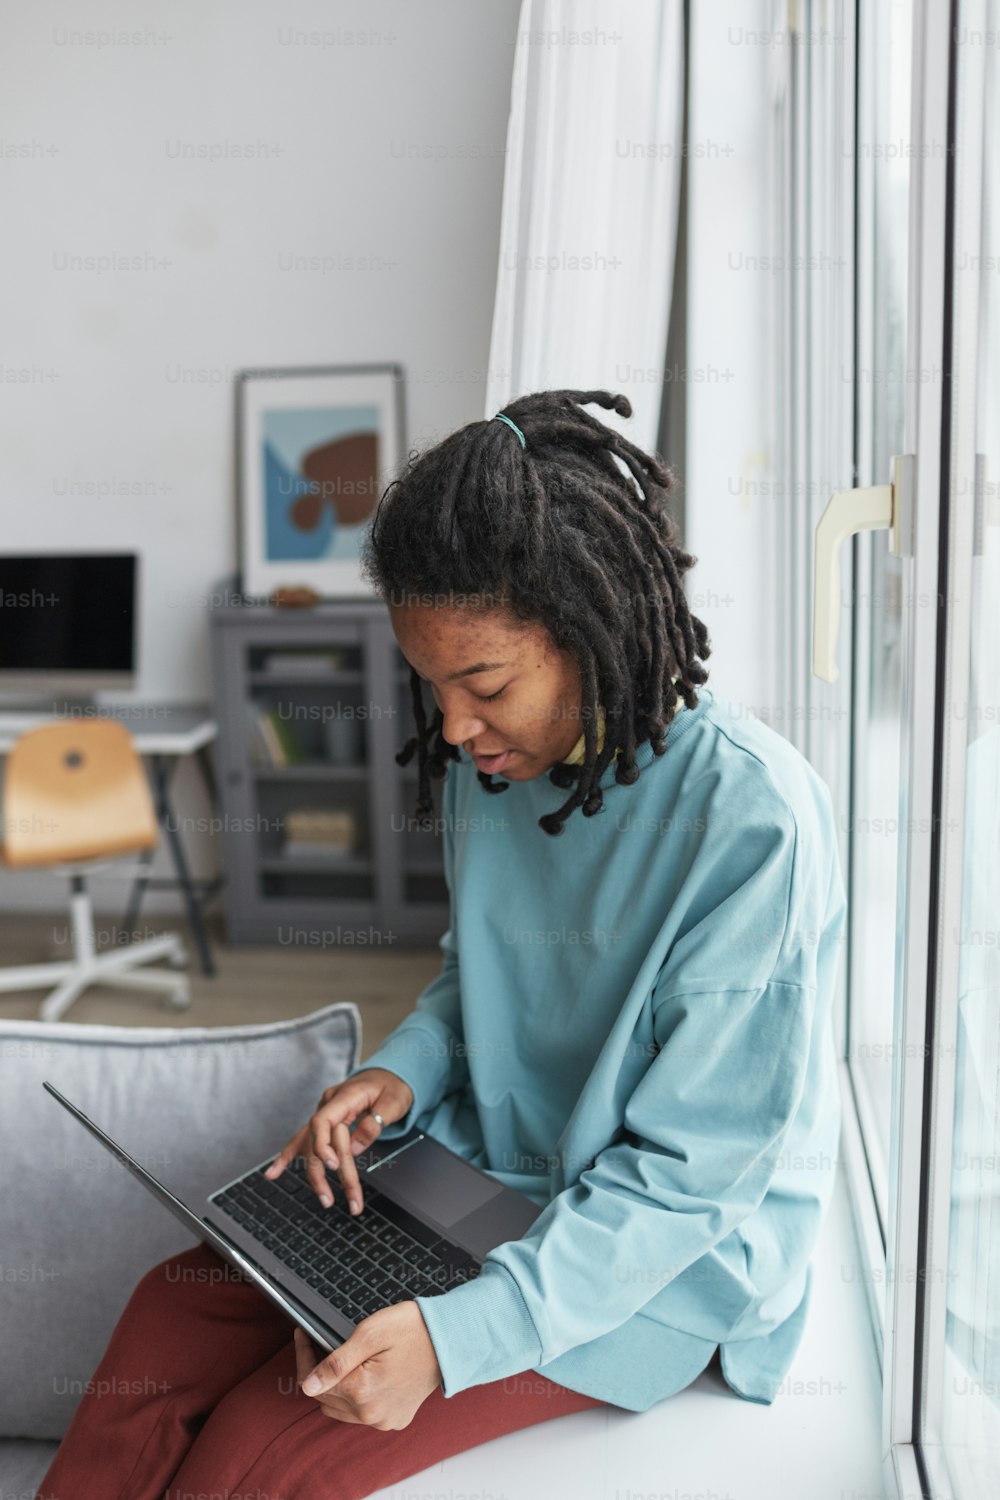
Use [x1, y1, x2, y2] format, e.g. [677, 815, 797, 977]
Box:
[361, 388, 711, 836]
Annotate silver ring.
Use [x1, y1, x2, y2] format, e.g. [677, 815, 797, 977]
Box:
[369, 1111, 385, 1128]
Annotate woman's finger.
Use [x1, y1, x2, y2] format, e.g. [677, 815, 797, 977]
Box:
[347, 1104, 387, 1158]
[264, 1124, 308, 1181]
[302, 1138, 335, 1207]
[294, 1327, 325, 1389]
[308, 1083, 378, 1179]
[316, 1396, 365, 1425]
[309, 1111, 341, 1172]
[294, 1330, 358, 1419]
[263, 1124, 331, 1205]
[331, 1120, 365, 1213]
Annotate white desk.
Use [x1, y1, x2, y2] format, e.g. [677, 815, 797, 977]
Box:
[0, 704, 221, 976]
[0, 704, 216, 757]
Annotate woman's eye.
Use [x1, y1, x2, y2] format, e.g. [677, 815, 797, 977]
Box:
[479, 686, 507, 703]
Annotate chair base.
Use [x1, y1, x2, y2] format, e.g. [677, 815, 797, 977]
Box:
[0, 882, 190, 1022]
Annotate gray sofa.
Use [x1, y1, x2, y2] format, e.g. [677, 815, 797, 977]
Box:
[0, 1002, 360, 1492]
[2, 1001, 640, 1500]
[0, 1006, 880, 1500]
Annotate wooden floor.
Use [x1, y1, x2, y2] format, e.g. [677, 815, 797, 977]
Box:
[0, 913, 440, 1062]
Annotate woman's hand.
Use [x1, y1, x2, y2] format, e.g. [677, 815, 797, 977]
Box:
[264, 1067, 414, 1215]
[293, 1302, 443, 1430]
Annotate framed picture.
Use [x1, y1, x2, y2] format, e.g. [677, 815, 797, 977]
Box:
[236, 364, 405, 599]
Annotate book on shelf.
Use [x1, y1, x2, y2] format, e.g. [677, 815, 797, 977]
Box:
[247, 705, 305, 767]
[282, 807, 357, 857]
[261, 649, 348, 675]
[247, 703, 273, 765]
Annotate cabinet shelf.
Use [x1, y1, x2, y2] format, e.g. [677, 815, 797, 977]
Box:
[258, 854, 372, 876]
[252, 764, 366, 781]
[248, 669, 364, 687]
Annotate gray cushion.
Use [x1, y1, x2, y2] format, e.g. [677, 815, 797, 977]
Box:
[0, 1438, 59, 1492]
[0, 1002, 360, 1440]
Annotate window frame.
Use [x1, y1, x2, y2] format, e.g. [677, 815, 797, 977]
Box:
[911, 0, 989, 1492]
[772, 0, 965, 1495]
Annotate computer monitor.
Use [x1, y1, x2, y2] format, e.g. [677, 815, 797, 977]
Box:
[0, 553, 137, 696]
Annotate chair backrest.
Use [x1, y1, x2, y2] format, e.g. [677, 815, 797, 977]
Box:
[2, 719, 158, 868]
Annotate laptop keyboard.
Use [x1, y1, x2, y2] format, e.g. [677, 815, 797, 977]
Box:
[210, 1161, 480, 1324]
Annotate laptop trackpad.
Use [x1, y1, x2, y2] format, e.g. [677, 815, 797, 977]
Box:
[369, 1134, 502, 1230]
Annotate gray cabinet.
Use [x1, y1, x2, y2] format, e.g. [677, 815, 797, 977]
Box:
[209, 588, 448, 946]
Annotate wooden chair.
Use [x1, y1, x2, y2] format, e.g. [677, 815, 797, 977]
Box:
[0, 720, 190, 1022]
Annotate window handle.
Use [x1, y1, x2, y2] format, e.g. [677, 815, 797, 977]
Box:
[812, 454, 915, 683]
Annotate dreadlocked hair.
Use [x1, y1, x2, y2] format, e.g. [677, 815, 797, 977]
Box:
[361, 388, 711, 836]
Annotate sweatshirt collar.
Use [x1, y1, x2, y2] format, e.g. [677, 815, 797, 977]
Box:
[556, 685, 713, 792]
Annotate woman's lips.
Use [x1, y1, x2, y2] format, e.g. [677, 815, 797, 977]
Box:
[471, 748, 516, 774]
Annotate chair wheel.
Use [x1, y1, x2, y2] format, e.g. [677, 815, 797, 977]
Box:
[167, 944, 189, 970]
[167, 983, 191, 1010]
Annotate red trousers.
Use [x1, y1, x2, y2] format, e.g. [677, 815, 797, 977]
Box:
[38, 1241, 608, 1500]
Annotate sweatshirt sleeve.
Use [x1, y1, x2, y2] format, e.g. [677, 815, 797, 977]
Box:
[349, 928, 467, 1137]
[347, 764, 468, 1137]
[415, 803, 824, 1396]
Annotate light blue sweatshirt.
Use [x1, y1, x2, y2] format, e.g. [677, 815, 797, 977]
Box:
[354, 687, 846, 1410]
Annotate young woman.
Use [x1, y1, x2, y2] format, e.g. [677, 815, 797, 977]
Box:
[41, 389, 845, 1498]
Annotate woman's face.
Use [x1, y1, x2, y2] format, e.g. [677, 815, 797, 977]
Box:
[389, 602, 584, 780]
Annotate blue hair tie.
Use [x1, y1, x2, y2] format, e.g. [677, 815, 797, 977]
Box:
[492, 412, 526, 449]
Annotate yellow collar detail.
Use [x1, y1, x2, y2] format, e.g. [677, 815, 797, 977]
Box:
[563, 707, 606, 766]
[562, 682, 684, 767]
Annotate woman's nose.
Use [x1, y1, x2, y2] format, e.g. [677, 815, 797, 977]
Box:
[437, 698, 487, 748]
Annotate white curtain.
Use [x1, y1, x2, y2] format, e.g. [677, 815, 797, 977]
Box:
[485, 0, 686, 452]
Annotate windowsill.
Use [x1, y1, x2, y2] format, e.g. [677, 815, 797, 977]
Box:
[370, 1065, 888, 1499]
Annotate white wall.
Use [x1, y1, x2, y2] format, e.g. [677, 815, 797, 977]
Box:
[0, 0, 519, 910]
[0, 0, 519, 697]
[685, 0, 776, 713]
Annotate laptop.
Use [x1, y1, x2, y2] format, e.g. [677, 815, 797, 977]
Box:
[43, 1080, 543, 1354]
